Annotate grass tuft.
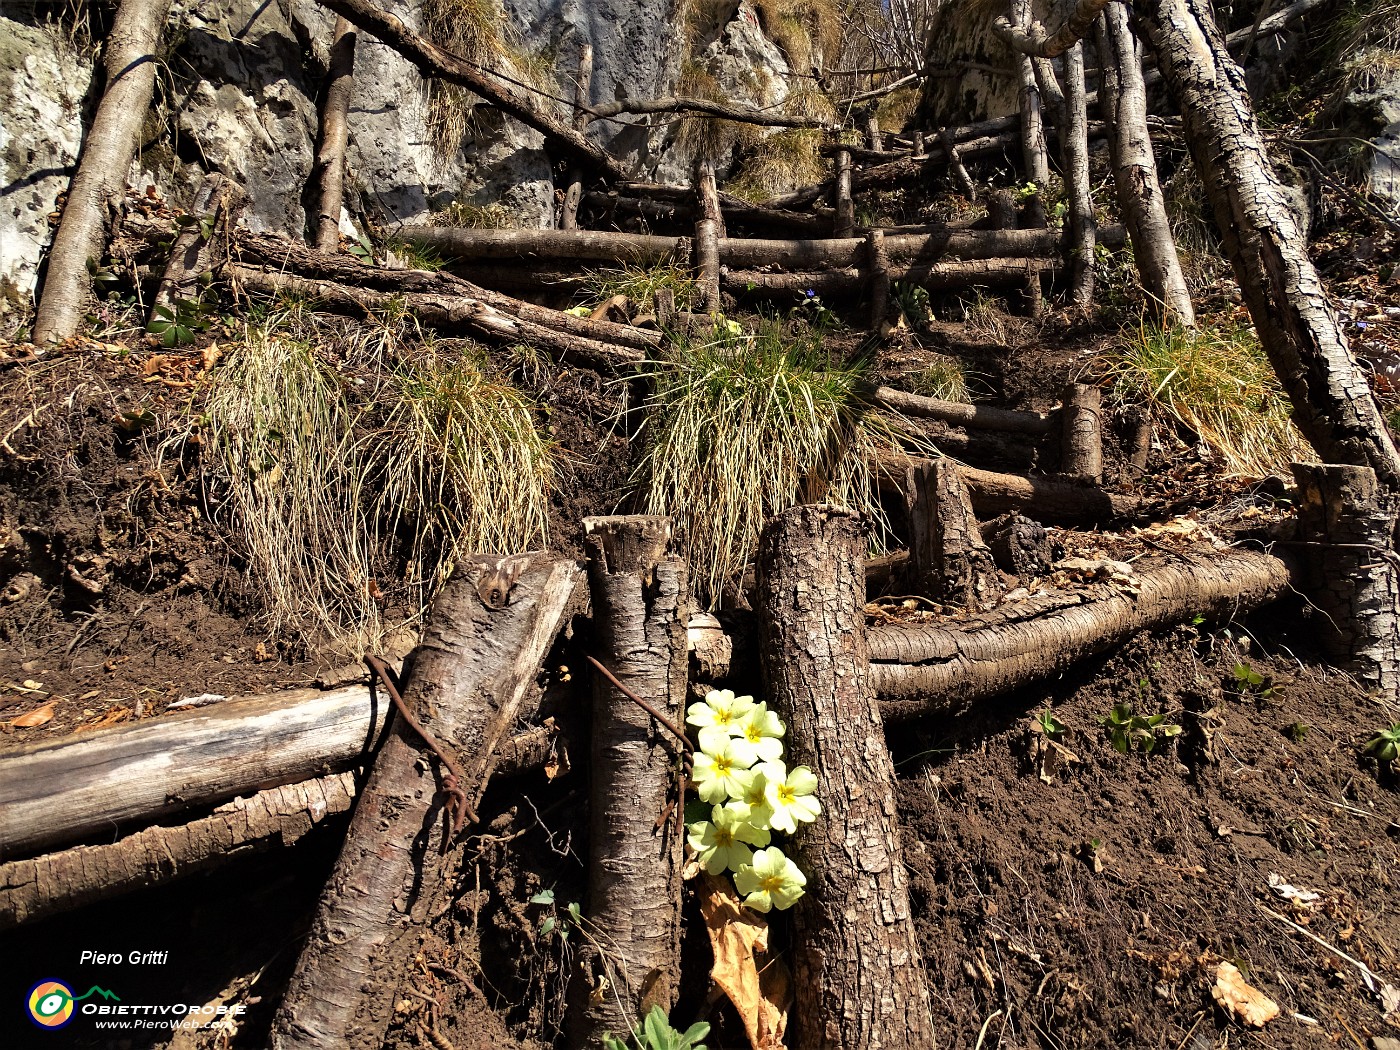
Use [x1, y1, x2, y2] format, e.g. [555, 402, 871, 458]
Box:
[634, 317, 920, 608]
[907, 355, 971, 403]
[1105, 322, 1311, 477]
[579, 262, 698, 314]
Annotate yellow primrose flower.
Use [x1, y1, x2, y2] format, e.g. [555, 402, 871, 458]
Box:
[734, 846, 807, 912]
[723, 769, 775, 831]
[764, 764, 821, 834]
[733, 703, 785, 764]
[687, 805, 771, 874]
[690, 738, 756, 804]
[686, 689, 757, 756]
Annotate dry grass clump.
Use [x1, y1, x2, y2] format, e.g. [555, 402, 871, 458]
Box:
[579, 262, 698, 313]
[634, 317, 919, 608]
[1106, 322, 1311, 477]
[674, 61, 767, 164]
[907, 355, 972, 403]
[726, 128, 829, 201]
[201, 314, 552, 650]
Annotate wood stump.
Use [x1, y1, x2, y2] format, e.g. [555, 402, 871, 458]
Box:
[755, 506, 936, 1050]
[905, 459, 1005, 607]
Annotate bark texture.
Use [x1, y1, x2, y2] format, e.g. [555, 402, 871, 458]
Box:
[1140, 0, 1400, 489]
[834, 149, 855, 238]
[568, 517, 688, 1047]
[871, 549, 1293, 714]
[1014, 0, 1051, 193]
[560, 43, 593, 232]
[726, 259, 1056, 298]
[696, 162, 723, 313]
[0, 684, 387, 861]
[1095, 4, 1194, 325]
[1290, 464, 1400, 694]
[1059, 382, 1104, 482]
[270, 555, 583, 1050]
[148, 173, 236, 326]
[873, 386, 1052, 434]
[312, 17, 357, 252]
[992, 0, 1112, 57]
[32, 0, 173, 343]
[0, 773, 356, 930]
[755, 506, 936, 1050]
[1062, 40, 1096, 309]
[905, 459, 1004, 607]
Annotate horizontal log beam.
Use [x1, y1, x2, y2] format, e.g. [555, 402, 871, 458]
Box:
[0, 773, 357, 930]
[872, 549, 1294, 715]
[586, 95, 834, 129]
[724, 257, 1056, 297]
[873, 386, 1054, 434]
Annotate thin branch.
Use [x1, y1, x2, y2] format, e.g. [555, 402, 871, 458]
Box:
[992, 0, 1114, 58]
[585, 95, 834, 129]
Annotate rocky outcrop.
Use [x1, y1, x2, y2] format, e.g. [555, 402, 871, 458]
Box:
[0, 18, 92, 315]
[1338, 51, 1400, 215]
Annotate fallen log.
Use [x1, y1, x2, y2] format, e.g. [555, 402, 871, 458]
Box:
[311, 17, 357, 252]
[594, 186, 830, 236]
[724, 258, 1057, 298]
[756, 505, 937, 1048]
[0, 773, 357, 931]
[870, 548, 1295, 716]
[0, 683, 389, 862]
[229, 267, 644, 373]
[270, 554, 584, 1050]
[233, 232, 660, 354]
[568, 517, 688, 1044]
[873, 386, 1053, 435]
[401, 224, 1080, 269]
[873, 455, 1145, 525]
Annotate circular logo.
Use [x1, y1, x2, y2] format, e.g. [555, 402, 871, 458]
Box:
[27, 980, 75, 1029]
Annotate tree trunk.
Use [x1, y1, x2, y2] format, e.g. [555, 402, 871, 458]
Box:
[905, 459, 1004, 607]
[695, 162, 723, 313]
[1095, 4, 1194, 325]
[1014, 0, 1052, 194]
[270, 555, 583, 1050]
[0, 684, 388, 862]
[148, 173, 236, 330]
[755, 505, 937, 1050]
[312, 17, 357, 252]
[560, 43, 593, 232]
[1059, 381, 1103, 482]
[1290, 464, 1400, 694]
[870, 548, 1294, 714]
[32, 0, 173, 344]
[1139, 0, 1400, 489]
[867, 229, 891, 333]
[1062, 40, 1096, 310]
[941, 126, 979, 199]
[834, 149, 855, 238]
[567, 517, 688, 1047]
[0, 773, 356, 930]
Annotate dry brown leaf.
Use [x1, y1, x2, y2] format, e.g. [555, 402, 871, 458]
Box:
[1211, 962, 1279, 1027]
[698, 873, 790, 1050]
[11, 703, 55, 728]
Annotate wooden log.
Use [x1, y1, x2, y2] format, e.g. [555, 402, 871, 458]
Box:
[1290, 464, 1400, 694]
[1014, 0, 1051, 196]
[229, 267, 644, 373]
[0, 684, 389, 862]
[1059, 382, 1104, 482]
[311, 17, 357, 252]
[942, 126, 978, 199]
[873, 386, 1053, 434]
[905, 459, 1004, 607]
[834, 149, 855, 238]
[755, 506, 937, 1048]
[148, 173, 237, 329]
[871, 548, 1296, 715]
[695, 161, 722, 314]
[1063, 40, 1097, 310]
[233, 232, 661, 354]
[33, 0, 173, 343]
[603, 184, 830, 236]
[872, 454, 1143, 525]
[0, 773, 357, 931]
[269, 554, 584, 1050]
[724, 258, 1057, 299]
[991, 0, 1113, 58]
[402, 223, 1074, 269]
[867, 229, 891, 333]
[559, 43, 593, 232]
[568, 517, 688, 1045]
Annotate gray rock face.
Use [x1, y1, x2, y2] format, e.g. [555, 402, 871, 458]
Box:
[1340, 54, 1400, 215]
[0, 18, 91, 312]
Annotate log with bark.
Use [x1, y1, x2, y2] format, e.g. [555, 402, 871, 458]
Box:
[0, 683, 389, 861]
[1139, 0, 1400, 490]
[1061, 40, 1096, 309]
[724, 258, 1058, 299]
[270, 554, 583, 1050]
[568, 517, 688, 1046]
[32, 0, 173, 344]
[147, 173, 237, 330]
[873, 385, 1053, 435]
[0, 773, 357, 930]
[1059, 382, 1104, 483]
[560, 43, 593, 232]
[870, 548, 1294, 714]
[755, 505, 937, 1049]
[695, 162, 723, 313]
[905, 459, 1005, 606]
[1094, 4, 1195, 325]
[311, 17, 357, 252]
